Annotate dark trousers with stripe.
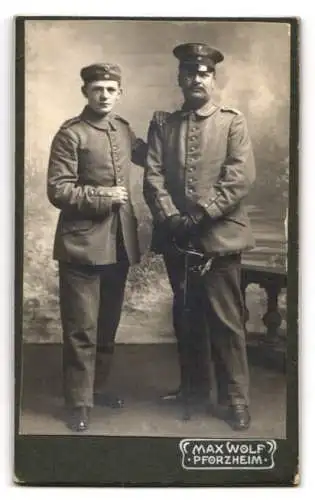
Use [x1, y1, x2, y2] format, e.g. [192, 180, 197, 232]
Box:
[163, 251, 250, 407]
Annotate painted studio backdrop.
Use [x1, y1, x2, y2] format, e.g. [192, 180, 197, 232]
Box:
[23, 20, 290, 343]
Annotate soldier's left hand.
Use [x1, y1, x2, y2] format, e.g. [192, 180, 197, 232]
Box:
[188, 206, 207, 227]
[167, 214, 194, 239]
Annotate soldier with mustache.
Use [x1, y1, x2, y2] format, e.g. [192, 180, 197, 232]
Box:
[144, 43, 256, 430]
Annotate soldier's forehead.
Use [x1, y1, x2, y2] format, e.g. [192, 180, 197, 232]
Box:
[181, 66, 212, 74]
[88, 79, 120, 86]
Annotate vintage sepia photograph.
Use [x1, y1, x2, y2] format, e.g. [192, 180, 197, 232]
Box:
[15, 17, 298, 485]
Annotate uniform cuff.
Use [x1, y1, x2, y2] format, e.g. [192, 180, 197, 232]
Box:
[157, 195, 180, 221]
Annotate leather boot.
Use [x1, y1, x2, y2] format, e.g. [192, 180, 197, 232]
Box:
[67, 406, 90, 432]
[227, 404, 251, 431]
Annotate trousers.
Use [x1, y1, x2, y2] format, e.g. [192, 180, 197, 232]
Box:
[163, 251, 249, 407]
[58, 259, 129, 407]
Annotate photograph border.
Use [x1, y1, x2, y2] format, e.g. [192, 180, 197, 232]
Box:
[14, 15, 299, 486]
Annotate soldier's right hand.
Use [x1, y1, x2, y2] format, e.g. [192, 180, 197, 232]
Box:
[109, 186, 128, 205]
[97, 186, 128, 205]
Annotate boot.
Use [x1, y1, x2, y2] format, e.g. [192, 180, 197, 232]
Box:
[67, 406, 90, 432]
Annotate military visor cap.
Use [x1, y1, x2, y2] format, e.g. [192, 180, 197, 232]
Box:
[80, 63, 122, 84]
[173, 43, 224, 72]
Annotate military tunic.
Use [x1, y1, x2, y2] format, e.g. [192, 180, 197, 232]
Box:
[144, 100, 255, 255]
[48, 105, 145, 266]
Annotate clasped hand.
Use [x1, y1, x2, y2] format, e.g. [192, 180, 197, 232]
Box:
[98, 186, 128, 205]
[165, 208, 208, 246]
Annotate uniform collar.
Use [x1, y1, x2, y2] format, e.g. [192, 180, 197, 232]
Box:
[181, 99, 219, 118]
[81, 105, 117, 131]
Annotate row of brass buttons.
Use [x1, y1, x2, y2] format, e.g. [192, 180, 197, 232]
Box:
[108, 134, 125, 185]
[186, 115, 201, 194]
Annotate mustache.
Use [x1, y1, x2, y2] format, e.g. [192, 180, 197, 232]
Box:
[189, 85, 205, 90]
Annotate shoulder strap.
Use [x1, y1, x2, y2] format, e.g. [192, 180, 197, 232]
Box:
[151, 110, 171, 126]
[220, 106, 241, 115]
[60, 115, 81, 130]
[114, 115, 130, 126]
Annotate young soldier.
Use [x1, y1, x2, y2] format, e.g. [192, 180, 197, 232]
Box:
[47, 63, 147, 432]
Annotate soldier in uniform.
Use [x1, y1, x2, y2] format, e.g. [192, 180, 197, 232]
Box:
[143, 43, 256, 430]
[47, 63, 148, 432]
